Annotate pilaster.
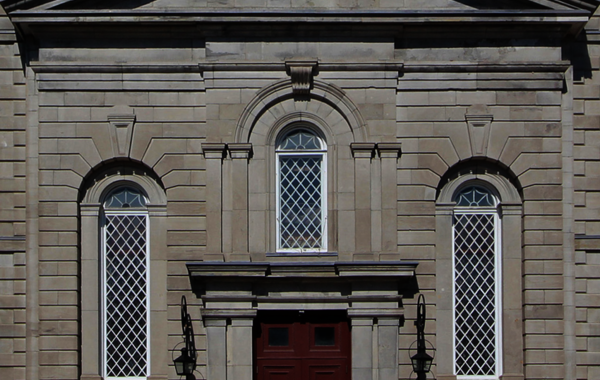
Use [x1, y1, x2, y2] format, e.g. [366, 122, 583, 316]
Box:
[435, 203, 455, 379]
[228, 143, 252, 259]
[378, 143, 401, 253]
[351, 143, 376, 256]
[202, 143, 227, 260]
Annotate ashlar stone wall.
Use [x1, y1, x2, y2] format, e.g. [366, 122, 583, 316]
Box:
[573, 10, 600, 380]
[6, 6, 599, 380]
[0, 7, 26, 380]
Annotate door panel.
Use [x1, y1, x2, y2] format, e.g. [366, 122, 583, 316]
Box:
[258, 360, 301, 380]
[305, 360, 347, 380]
[256, 313, 350, 380]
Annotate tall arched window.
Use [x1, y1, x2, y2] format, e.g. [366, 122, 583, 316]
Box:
[276, 129, 327, 252]
[453, 185, 502, 379]
[102, 186, 150, 378]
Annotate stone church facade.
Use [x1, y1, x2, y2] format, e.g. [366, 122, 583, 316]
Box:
[1, 1, 600, 380]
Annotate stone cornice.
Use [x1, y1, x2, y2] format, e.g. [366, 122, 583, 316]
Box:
[5, 9, 594, 21]
[187, 261, 418, 279]
[29, 61, 568, 75]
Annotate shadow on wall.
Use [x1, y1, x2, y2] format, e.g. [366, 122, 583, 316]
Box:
[454, 0, 548, 9]
[565, 30, 594, 82]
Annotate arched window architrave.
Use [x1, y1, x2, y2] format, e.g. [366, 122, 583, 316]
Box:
[80, 173, 168, 380]
[262, 113, 333, 253]
[435, 172, 524, 380]
[237, 79, 367, 256]
[274, 125, 328, 253]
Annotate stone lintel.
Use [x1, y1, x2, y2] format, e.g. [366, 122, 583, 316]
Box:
[201, 143, 227, 160]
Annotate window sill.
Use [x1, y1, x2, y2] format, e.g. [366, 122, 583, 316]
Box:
[267, 251, 338, 257]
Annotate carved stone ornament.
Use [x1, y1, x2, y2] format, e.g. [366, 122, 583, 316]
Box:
[107, 113, 136, 158]
[285, 61, 318, 95]
[465, 113, 493, 157]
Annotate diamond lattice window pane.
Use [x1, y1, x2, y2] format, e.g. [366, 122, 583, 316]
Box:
[279, 156, 323, 249]
[454, 213, 497, 376]
[105, 214, 148, 377]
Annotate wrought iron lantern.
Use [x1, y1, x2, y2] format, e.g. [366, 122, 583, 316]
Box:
[174, 347, 196, 377]
[410, 294, 434, 380]
[173, 296, 197, 379]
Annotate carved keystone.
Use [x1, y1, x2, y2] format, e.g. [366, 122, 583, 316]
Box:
[107, 113, 136, 158]
[465, 105, 493, 157]
[285, 61, 318, 95]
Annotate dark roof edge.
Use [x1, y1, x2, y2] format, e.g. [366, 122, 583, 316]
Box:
[561, 0, 600, 12]
[6, 8, 595, 18]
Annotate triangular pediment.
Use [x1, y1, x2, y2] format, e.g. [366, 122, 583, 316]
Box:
[1, 0, 598, 12]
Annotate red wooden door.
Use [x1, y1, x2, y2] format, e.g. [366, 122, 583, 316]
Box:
[256, 313, 350, 380]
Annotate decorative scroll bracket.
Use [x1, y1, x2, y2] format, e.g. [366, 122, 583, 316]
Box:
[285, 61, 318, 96]
[108, 113, 136, 158]
[465, 113, 493, 157]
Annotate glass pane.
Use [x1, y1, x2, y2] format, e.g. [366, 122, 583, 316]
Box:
[105, 214, 148, 377]
[279, 156, 323, 249]
[278, 130, 321, 150]
[454, 213, 496, 376]
[268, 328, 289, 346]
[104, 187, 146, 208]
[315, 327, 335, 346]
[455, 186, 495, 207]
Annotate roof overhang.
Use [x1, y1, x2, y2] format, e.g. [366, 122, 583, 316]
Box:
[1, 6, 596, 40]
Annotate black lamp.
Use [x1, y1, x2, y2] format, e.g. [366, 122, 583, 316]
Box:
[173, 296, 197, 380]
[174, 347, 196, 376]
[410, 294, 434, 380]
[411, 350, 434, 374]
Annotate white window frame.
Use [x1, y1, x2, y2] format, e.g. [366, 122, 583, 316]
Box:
[452, 204, 503, 380]
[275, 131, 328, 253]
[101, 208, 151, 380]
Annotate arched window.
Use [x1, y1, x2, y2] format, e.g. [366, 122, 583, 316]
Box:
[102, 186, 150, 378]
[452, 185, 501, 379]
[276, 129, 327, 252]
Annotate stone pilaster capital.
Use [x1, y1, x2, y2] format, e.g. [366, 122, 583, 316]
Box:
[202, 143, 227, 160]
[350, 142, 376, 159]
[377, 142, 402, 159]
[228, 143, 253, 160]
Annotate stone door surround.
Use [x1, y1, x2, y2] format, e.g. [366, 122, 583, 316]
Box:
[186, 261, 418, 380]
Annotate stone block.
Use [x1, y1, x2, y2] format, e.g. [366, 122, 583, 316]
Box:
[524, 304, 563, 320]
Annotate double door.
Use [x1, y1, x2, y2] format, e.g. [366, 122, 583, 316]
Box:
[255, 312, 351, 380]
